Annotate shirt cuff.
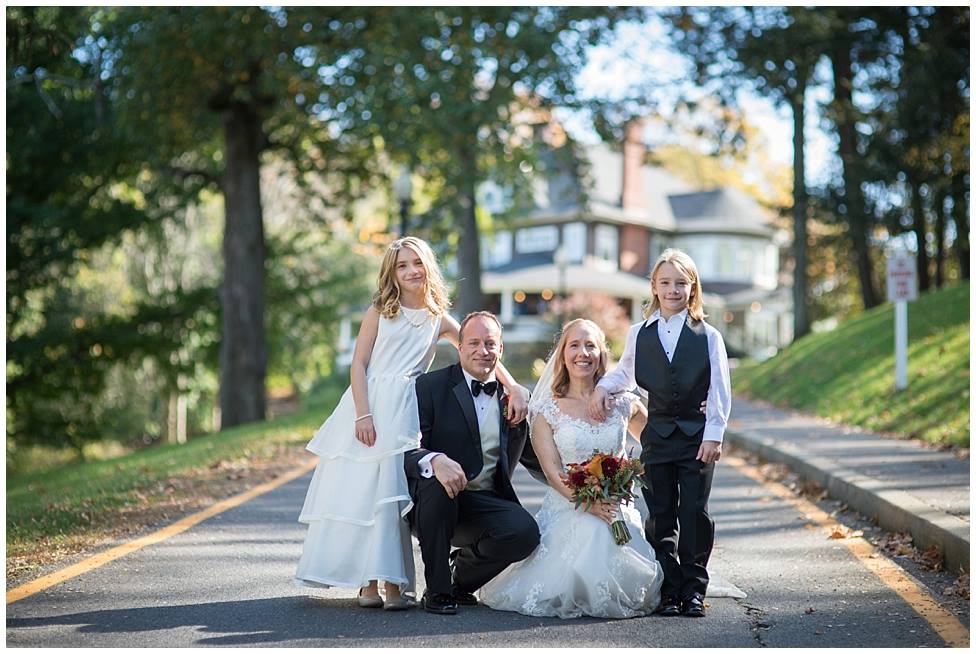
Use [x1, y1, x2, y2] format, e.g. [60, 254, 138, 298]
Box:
[702, 425, 725, 443]
[419, 452, 441, 478]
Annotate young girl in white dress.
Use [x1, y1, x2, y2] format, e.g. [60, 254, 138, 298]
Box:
[294, 236, 529, 609]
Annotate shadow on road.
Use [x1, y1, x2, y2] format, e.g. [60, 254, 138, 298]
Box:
[7, 595, 619, 646]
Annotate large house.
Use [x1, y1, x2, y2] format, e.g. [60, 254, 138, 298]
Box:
[476, 120, 794, 358]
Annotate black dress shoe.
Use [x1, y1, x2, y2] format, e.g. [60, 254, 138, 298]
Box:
[421, 591, 458, 615]
[656, 596, 682, 617]
[452, 588, 478, 606]
[682, 593, 706, 618]
[447, 550, 477, 605]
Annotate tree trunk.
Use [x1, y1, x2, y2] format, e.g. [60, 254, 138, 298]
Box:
[455, 140, 484, 318]
[908, 178, 931, 292]
[934, 188, 947, 288]
[951, 173, 969, 280]
[790, 87, 810, 340]
[830, 43, 881, 309]
[218, 102, 267, 428]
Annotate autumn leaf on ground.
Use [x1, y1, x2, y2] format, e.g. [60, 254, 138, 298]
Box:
[942, 572, 969, 599]
[915, 545, 943, 571]
[828, 525, 863, 540]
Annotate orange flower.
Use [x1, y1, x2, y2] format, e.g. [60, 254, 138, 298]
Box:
[585, 454, 605, 480]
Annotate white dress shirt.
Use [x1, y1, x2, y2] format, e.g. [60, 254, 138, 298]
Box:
[597, 309, 731, 443]
[418, 369, 498, 477]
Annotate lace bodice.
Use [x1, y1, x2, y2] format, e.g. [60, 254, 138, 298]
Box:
[536, 392, 638, 465]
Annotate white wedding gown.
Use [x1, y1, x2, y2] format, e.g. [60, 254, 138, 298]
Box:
[479, 393, 744, 619]
[294, 306, 441, 593]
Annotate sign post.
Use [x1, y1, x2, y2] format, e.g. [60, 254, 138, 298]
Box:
[886, 251, 918, 391]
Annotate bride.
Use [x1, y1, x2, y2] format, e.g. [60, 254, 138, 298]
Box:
[479, 318, 663, 618]
[480, 319, 743, 619]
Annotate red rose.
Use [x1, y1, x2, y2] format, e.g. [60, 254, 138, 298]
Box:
[568, 469, 588, 488]
[601, 456, 621, 478]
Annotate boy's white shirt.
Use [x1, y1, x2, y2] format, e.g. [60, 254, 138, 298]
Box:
[596, 309, 731, 443]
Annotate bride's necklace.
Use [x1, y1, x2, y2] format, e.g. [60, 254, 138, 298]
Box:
[400, 304, 430, 328]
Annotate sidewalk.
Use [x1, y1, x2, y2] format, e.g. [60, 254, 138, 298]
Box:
[725, 397, 970, 574]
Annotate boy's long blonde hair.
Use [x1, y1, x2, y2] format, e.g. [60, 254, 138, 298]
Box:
[372, 236, 450, 318]
[550, 319, 609, 399]
[644, 248, 706, 321]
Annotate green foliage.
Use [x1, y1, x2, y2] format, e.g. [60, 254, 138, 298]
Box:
[734, 282, 970, 447]
[264, 226, 377, 393]
[5, 8, 224, 454]
[334, 7, 645, 312]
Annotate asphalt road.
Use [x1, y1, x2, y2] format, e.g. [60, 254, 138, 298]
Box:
[6, 459, 953, 647]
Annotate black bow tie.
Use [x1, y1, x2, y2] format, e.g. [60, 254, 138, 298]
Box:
[470, 379, 498, 397]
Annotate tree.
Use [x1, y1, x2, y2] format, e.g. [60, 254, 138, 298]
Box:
[342, 7, 643, 316]
[6, 7, 194, 455]
[99, 7, 379, 428]
[663, 7, 826, 338]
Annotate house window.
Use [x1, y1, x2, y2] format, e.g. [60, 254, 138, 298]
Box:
[483, 230, 512, 267]
[515, 225, 559, 253]
[594, 225, 619, 269]
[563, 222, 586, 263]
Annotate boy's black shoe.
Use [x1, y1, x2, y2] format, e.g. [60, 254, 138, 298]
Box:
[421, 591, 458, 615]
[682, 593, 706, 618]
[656, 596, 682, 617]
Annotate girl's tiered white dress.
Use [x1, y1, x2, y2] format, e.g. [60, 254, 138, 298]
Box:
[294, 306, 440, 592]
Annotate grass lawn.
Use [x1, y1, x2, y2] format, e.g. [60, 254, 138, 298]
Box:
[733, 281, 970, 448]
[6, 379, 346, 585]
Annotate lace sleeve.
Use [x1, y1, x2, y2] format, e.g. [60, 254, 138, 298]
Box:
[614, 391, 640, 420]
[538, 396, 561, 430]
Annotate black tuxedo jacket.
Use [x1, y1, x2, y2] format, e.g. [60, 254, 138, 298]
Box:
[404, 363, 544, 504]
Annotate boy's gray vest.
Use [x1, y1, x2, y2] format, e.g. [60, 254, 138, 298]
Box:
[635, 316, 711, 448]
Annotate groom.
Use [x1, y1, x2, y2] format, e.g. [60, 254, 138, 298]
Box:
[404, 311, 543, 615]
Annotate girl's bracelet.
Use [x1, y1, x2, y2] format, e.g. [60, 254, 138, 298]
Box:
[355, 413, 373, 423]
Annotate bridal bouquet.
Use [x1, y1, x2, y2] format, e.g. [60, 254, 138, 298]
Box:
[564, 450, 646, 545]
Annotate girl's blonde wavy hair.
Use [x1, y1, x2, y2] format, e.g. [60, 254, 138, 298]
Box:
[644, 248, 706, 321]
[373, 236, 450, 318]
[550, 319, 609, 399]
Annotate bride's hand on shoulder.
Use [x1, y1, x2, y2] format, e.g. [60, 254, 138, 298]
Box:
[586, 387, 609, 422]
[506, 384, 530, 424]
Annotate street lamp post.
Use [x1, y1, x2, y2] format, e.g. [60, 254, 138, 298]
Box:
[553, 245, 567, 327]
[393, 166, 412, 237]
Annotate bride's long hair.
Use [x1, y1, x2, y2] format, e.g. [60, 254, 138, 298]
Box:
[549, 319, 609, 399]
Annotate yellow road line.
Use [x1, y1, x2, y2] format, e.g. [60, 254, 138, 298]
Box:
[725, 454, 969, 648]
[7, 458, 318, 605]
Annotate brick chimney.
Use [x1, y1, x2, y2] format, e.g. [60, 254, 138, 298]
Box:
[621, 117, 647, 209]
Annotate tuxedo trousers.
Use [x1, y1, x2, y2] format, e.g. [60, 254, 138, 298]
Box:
[410, 477, 539, 595]
[640, 430, 715, 601]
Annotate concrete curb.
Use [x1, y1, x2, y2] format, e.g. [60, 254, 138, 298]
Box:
[725, 427, 970, 574]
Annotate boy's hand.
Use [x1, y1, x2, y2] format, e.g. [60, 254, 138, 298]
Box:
[696, 440, 722, 464]
[587, 387, 609, 421]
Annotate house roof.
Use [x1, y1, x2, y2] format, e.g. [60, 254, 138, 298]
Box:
[526, 142, 775, 237]
[668, 187, 775, 236]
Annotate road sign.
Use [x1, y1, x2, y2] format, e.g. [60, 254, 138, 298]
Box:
[886, 251, 918, 302]
[886, 250, 916, 390]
